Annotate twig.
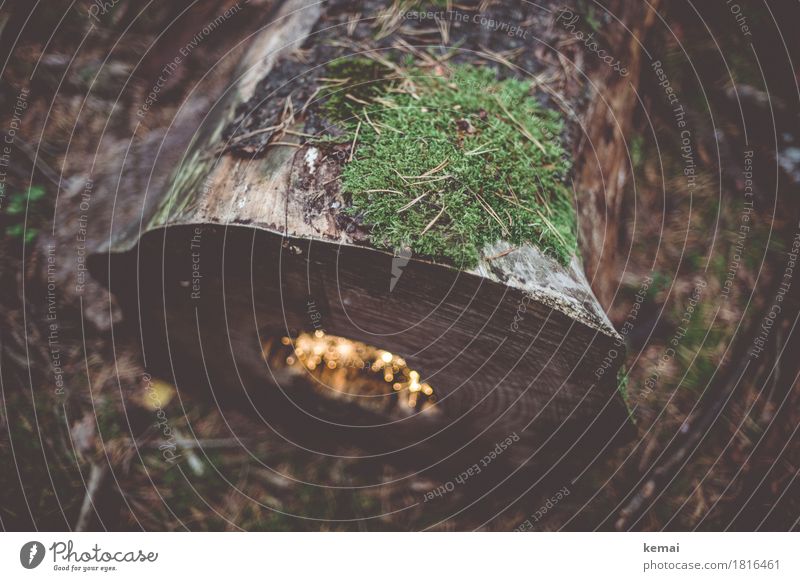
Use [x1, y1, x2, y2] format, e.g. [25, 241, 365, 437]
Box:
[264, 141, 302, 148]
[486, 246, 518, 260]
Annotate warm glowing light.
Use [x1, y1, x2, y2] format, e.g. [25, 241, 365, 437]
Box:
[265, 331, 436, 412]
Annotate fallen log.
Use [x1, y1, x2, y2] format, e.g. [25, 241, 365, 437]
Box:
[92, 0, 654, 468]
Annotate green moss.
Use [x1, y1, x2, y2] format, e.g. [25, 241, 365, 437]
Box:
[4, 185, 46, 244]
[321, 58, 396, 124]
[321, 60, 577, 267]
[617, 366, 636, 422]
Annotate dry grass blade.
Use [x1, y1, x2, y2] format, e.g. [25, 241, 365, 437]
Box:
[347, 12, 361, 36]
[363, 189, 406, 195]
[493, 95, 547, 154]
[373, 119, 404, 134]
[478, 44, 521, 71]
[393, 38, 438, 68]
[535, 208, 569, 248]
[438, 17, 450, 46]
[284, 129, 316, 138]
[362, 110, 381, 135]
[421, 204, 446, 235]
[475, 190, 510, 237]
[465, 144, 499, 156]
[402, 174, 451, 186]
[349, 120, 361, 162]
[227, 124, 282, 143]
[300, 86, 323, 114]
[345, 40, 403, 74]
[397, 191, 430, 212]
[375, 0, 418, 40]
[373, 96, 400, 110]
[282, 95, 296, 126]
[418, 159, 450, 178]
[391, 168, 410, 184]
[317, 77, 351, 84]
[346, 93, 373, 106]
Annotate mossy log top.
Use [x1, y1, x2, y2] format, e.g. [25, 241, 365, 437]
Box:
[94, 0, 654, 454]
[105, 0, 617, 335]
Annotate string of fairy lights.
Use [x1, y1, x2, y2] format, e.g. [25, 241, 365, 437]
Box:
[263, 330, 436, 414]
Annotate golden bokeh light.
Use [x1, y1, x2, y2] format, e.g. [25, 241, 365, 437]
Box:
[262, 331, 436, 415]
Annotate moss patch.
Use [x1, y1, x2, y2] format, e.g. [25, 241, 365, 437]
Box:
[616, 365, 636, 422]
[320, 60, 577, 267]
